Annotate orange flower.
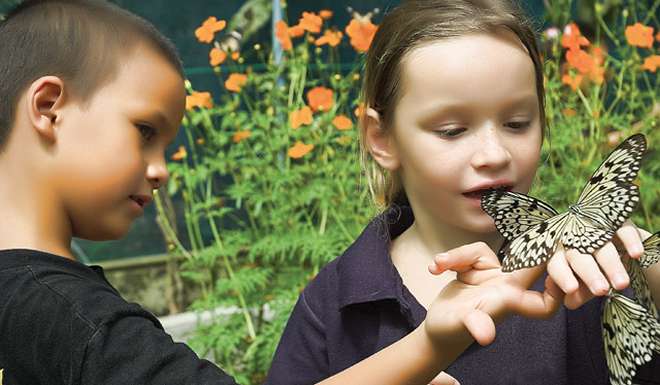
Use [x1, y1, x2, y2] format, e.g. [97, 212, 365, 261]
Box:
[642, 55, 660, 72]
[625, 22, 654, 48]
[209, 47, 227, 66]
[186, 91, 213, 110]
[288, 141, 314, 159]
[231, 51, 240, 60]
[332, 115, 353, 130]
[315, 29, 343, 47]
[561, 108, 577, 117]
[225, 73, 248, 92]
[290, 106, 313, 129]
[566, 48, 595, 74]
[275, 20, 293, 51]
[319, 10, 333, 19]
[345, 18, 378, 53]
[195, 17, 226, 44]
[232, 130, 251, 143]
[561, 73, 583, 91]
[561, 23, 590, 51]
[299, 12, 322, 34]
[307, 86, 334, 112]
[354, 103, 366, 118]
[171, 146, 187, 161]
[288, 24, 306, 38]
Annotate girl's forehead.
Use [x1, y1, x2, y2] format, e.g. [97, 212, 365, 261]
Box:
[397, 31, 537, 109]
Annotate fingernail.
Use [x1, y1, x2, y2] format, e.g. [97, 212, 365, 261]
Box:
[436, 252, 448, 262]
[613, 273, 629, 288]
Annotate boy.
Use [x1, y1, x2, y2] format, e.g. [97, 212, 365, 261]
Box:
[0, 0, 237, 383]
[0, 1, 563, 384]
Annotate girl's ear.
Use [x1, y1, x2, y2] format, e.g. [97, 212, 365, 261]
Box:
[27, 76, 65, 142]
[364, 107, 400, 171]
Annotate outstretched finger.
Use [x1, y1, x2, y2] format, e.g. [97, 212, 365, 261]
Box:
[615, 220, 645, 259]
[429, 242, 500, 275]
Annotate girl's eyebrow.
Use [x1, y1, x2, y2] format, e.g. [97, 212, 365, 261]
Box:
[417, 93, 539, 124]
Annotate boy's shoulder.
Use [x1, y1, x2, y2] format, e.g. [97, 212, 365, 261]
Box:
[0, 248, 159, 331]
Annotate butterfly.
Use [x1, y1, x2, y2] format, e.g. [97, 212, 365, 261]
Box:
[602, 231, 660, 385]
[481, 134, 647, 272]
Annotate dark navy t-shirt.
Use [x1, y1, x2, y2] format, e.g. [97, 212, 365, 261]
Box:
[266, 206, 660, 385]
[0, 249, 236, 385]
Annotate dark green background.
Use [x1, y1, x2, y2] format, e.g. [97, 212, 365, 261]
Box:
[1, 0, 544, 261]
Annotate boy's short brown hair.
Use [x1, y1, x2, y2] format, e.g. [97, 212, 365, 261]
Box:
[0, 0, 184, 151]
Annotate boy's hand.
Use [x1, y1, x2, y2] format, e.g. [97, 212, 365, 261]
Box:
[546, 220, 646, 309]
[425, 241, 563, 347]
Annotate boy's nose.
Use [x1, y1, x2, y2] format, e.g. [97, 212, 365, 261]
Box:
[470, 128, 512, 170]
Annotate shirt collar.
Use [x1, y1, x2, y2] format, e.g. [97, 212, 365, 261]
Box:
[336, 206, 415, 309]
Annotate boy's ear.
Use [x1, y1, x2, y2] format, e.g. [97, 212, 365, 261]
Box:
[26, 76, 66, 142]
[364, 107, 399, 171]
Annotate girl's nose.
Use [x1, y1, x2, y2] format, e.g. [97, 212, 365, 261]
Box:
[470, 128, 512, 170]
[146, 156, 170, 190]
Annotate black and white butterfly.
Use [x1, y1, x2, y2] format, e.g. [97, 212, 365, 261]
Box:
[603, 231, 660, 385]
[481, 134, 647, 272]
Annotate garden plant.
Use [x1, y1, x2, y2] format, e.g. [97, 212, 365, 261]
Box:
[156, 1, 658, 383]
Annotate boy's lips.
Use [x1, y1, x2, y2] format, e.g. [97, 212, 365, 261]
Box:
[129, 194, 153, 208]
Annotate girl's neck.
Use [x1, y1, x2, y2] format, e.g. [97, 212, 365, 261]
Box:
[393, 208, 503, 264]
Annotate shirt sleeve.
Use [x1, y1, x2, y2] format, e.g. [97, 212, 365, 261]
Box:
[79, 312, 237, 385]
[265, 291, 329, 385]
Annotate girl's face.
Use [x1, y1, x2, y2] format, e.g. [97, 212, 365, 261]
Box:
[381, 31, 542, 234]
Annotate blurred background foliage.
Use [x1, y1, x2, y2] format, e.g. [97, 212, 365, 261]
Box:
[1, 0, 658, 383]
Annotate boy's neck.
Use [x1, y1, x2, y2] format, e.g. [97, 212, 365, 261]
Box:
[0, 163, 74, 259]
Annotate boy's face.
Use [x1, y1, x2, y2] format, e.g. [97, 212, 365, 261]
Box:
[50, 45, 185, 240]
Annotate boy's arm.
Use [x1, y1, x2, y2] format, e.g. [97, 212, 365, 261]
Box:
[319, 242, 563, 385]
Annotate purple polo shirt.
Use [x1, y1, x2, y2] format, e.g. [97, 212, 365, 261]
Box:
[265, 206, 659, 385]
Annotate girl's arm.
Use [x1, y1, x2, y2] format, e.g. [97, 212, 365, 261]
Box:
[318, 242, 563, 385]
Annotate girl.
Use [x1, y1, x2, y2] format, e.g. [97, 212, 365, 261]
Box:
[267, 1, 657, 384]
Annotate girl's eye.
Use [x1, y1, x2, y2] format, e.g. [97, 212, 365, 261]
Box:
[505, 121, 531, 130]
[434, 127, 466, 138]
[136, 124, 156, 141]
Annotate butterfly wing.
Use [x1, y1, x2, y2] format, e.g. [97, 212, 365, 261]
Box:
[602, 292, 660, 385]
[577, 134, 646, 199]
[566, 134, 646, 254]
[481, 190, 559, 241]
[562, 182, 640, 254]
[500, 213, 569, 272]
[627, 257, 659, 319]
[640, 231, 660, 269]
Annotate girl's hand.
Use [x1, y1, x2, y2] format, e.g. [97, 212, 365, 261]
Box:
[428, 371, 460, 385]
[547, 220, 646, 309]
[425, 241, 563, 347]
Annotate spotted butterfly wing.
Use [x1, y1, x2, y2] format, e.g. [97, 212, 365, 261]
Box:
[602, 292, 660, 385]
[627, 231, 660, 319]
[481, 134, 646, 272]
[639, 231, 660, 269]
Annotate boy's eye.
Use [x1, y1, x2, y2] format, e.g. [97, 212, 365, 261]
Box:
[136, 124, 156, 141]
[505, 121, 531, 130]
[434, 127, 466, 138]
